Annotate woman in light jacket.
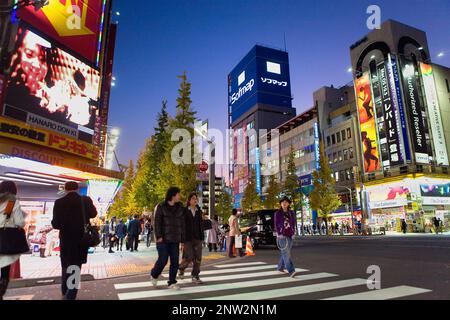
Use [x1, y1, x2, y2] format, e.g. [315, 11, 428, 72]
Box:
[228, 209, 244, 258]
[0, 181, 27, 300]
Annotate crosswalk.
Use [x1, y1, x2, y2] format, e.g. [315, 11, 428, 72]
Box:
[113, 261, 432, 300]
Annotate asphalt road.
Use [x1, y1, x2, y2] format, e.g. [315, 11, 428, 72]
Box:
[4, 235, 450, 300]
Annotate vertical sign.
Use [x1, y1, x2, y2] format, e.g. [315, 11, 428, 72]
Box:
[388, 54, 411, 162]
[378, 63, 403, 166]
[255, 147, 262, 195]
[355, 73, 381, 173]
[314, 122, 320, 170]
[420, 63, 449, 166]
[401, 61, 430, 164]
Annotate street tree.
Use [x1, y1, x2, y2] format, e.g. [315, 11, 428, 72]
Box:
[264, 174, 282, 209]
[215, 189, 233, 222]
[241, 168, 263, 213]
[109, 160, 138, 220]
[310, 141, 341, 234]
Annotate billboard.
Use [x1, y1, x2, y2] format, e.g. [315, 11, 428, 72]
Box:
[401, 60, 430, 164]
[355, 72, 381, 173]
[420, 63, 449, 166]
[4, 26, 100, 144]
[229, 45, 292, 123]
[366, 182, 410, 209]
[16, 0, 108, 66]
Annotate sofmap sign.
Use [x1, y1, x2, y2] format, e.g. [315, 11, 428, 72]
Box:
[420, 63, 449, 166]
[401, 61, 430, 164]
[228, 45, 292, 123]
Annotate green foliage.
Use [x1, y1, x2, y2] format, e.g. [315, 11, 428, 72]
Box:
[310, 141, 341, 232]
[215, 189, 233, 222]
[264, 174, 282, 209]
[109, 160, 139, 220]
[241, 168, 263, 213]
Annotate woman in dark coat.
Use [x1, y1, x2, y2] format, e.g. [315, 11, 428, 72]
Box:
[51, 182, 97, 300]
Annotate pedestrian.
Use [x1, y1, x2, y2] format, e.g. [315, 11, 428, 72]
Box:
[275, 196, 297, 278]
[101, 219, 109, 249]
[228, 209, 244, 258]
[108, 216, 117, 253]
[401, 219, 407, 234]
[145, 219, 153, 248]
[128, 215, 142, 252]
[116, 219, 127, 251]
[125, 216, 132, 250]
[207, 215, 220, 252]
[0, 181, 28, 300]
[178, 192, 204, 284]
[433, 218, 440, 234]
[51, 181, 97, 300]
[150, 187, 185, 290]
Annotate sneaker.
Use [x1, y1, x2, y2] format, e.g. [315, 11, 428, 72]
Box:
[150, 276, 159, 287]
[168, 283, 180, 290]
[289, 272, 297, 278]
[277, 269, 287, 274]
[192, 277, 203, 284]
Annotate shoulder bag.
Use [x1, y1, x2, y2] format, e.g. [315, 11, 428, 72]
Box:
[80, 196, 101, 248]
[0, 201, 30, 254]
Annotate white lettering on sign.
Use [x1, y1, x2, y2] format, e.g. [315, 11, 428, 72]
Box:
[261, 77, 288, 87]
[230, 79, 255, 105]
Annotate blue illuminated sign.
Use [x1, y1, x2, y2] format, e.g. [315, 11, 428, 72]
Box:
[255, 147, 262, 195]
[314, 122, 320, 170]
[228, 45, 292, 123]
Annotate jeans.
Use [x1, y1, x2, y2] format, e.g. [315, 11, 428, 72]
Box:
[277, 236, 295, 274]
[146, 233, 152, 247]
[61, 263, 81, 300]
[151, 242, 180, 285]
[116, 237, 125, 251]
[179, 240, 202, 278]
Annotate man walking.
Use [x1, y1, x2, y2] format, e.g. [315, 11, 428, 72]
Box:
[150, 187, 185, 290]
[178, 192, 204, 284]
[51, 182, 97, 300]
[116, 219, 127, 251]
[128, 215, 142, 252]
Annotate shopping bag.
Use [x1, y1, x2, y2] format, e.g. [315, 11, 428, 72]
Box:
[234, 235, 243, 249]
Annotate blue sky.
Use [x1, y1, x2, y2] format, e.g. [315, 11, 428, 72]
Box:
[108, 0, 450, 173]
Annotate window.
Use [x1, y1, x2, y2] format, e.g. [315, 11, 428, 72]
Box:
[349, 147, 354, 159]
[446, 79, 450, 93]
[309, 128, 314, 136]
[344, 149, 348, 161]
[334, 172, 339, 182]
[347, 128, 351, 139]
[336, 132, 341, 143]
[333, 152, 337, 163]
[327, 136, 331, 147]
[338, 151, 342, 161]
[332, 134, 336, 145]
[346, 169, 351, 181]
[342, 130, 346, 141]
[328, 154, 332, 164]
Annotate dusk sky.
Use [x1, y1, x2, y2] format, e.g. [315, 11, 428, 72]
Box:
[108, 0, 450, 174]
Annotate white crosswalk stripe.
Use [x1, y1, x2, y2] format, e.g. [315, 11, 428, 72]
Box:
[113, 261, 432, 300]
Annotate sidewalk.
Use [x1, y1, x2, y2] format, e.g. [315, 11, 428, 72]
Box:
[14, 242, 227, 283]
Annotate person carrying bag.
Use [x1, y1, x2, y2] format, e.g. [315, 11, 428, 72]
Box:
[0, 181, 28, 300]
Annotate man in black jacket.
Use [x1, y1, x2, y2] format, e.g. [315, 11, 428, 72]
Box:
[128, 215, 142, 252]
[150, 187, 185, 290]
[178, 192, 204, 284]
[51, 181, 97, 300]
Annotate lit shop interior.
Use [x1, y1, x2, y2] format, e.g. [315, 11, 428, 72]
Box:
[0, 155, 122, 257]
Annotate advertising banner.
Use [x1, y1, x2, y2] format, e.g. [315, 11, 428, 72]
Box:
[387, 54, 411, 162]
[420, 181, 450, 205]
[355, 73, 381, 173]
[377, 62, 403, 166]
[4, 25, 101, 144]
[401, 60, 430, 164]
[16, 0, 108, 66]
[367, 182, 410, 209]
[420, 63, 449, 166]
[0, 116, 99, 160]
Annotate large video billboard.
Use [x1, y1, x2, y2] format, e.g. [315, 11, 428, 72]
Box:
[400, 59, 431, 164]
[420, 63, 449, 166]
[228, 45, 292, 123]
[16, 0, 108, 66]
[355, 72, 381, 173]
[4, 26, 100, 145]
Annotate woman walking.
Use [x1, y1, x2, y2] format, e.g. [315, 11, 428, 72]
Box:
[0, 181, 28, 300]
[274, 196, 297, 278]
[207, 215, 220, 252]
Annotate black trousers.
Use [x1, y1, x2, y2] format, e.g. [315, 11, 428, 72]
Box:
[129, 235, 139, 251]
[61, 263, 82, 300]
[208, 243, 217, 252]
[1, 265, 11, 280]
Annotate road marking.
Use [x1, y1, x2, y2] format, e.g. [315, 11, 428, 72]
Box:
[197, 278, 368, 300]
[115, 268, 308, 290]
[117, 272, 337, 300]
[214, 262, 267, 268]
[4, 295, 34, 300]
[323, 285, 432, 300]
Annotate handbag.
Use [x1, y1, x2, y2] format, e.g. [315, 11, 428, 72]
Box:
[234, 234, 243, 249]
[0, 200, 30, 255]
[80, 196, 101, 248]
